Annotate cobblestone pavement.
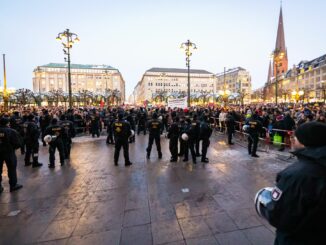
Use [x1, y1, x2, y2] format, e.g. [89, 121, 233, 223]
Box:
[0, 134, 293, 245]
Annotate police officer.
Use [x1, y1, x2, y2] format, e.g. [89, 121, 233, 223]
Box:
[44, 118, 66, 168]
[225, 111, 236, 145]
[246, 111, 262, 158]
[0, 117, 23, 193]
[106, 113, 115, 144]
[39, 109, 52, 146]
[10, 111, 25, 154]
[126, 111, 136, 143]
[90, 112, 100, 138]
[112, 113, 133, 166]
[146, 113, 162, 159]
[192, 114, 201, 157]
[167, 116, 180, 162]
[183, 118, 197, 163]
[255, 122, 326, 244]
[137, 108, 147, 135]
[178, 117, 186, 157]
[59, 114, 75, 159]
[23, 114, 43, 168]
[200, 115, 212, 163]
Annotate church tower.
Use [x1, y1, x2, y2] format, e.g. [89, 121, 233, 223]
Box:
[273, 6, 288, 77]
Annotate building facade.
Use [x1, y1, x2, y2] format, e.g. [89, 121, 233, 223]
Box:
[32, 63, 126, 101]
[215, 67, 252, 104]
[133, 67, 216, 105]
[273, 54, 326, 103]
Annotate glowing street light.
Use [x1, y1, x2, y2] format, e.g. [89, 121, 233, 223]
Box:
[180, 40, 197, 107]
[56, 29, 79, 108]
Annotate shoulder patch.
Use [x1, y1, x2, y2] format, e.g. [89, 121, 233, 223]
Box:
[271, 186, 283, 201]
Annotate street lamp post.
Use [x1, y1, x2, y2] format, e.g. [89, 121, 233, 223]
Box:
[56, 29, 80, 109]
[2, 54, 8, 111]
[180, 40, 197, 107]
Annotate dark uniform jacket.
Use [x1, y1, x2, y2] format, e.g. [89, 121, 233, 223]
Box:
[112, 120, 131, 140]
[167, 121, 179, 139]
[22, 121, 40, 146]
[247, 117, 262, 135]
[225, 114, 236, 133]
[0, 126, 22, 153]
[264, 146, 326, 245]
[147, 119, 162, 135]
[60, 120, 76, 140]
[199, 121, 212, 140]
[44, 124, 66, 141]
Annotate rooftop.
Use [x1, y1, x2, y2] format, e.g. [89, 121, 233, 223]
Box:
[39, 63, 117, 70]
[216, 67, 247, 76]
[146, 67, 214, 75]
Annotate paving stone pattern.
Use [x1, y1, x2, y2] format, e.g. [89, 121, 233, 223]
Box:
[0, 134, 291, 245]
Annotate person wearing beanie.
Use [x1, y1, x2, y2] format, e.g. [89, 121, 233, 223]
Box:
[256, 122, 326, 245]
[0, 117, 23, 193]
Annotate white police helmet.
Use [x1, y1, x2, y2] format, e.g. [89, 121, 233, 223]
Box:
[181, 133, 189, 141]
[43, 135, 52, 143]
[44, 135, 57, 143]
[254, 187, 273, 219]
[130, 130, 135, 137]
[242, 124, 250, 132]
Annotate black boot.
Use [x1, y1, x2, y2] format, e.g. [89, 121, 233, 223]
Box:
[10, 184, 23, 192]
[32, 157, 43, 168]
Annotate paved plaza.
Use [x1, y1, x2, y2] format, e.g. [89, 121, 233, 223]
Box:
[0, 134, 293, 245]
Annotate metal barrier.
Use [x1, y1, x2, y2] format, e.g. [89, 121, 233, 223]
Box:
[209, 117, 295, 153]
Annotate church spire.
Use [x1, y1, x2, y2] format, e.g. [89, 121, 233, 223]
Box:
[275, 6, 286, 52]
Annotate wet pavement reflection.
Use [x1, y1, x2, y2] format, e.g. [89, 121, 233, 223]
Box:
[0, 134, 292, 245]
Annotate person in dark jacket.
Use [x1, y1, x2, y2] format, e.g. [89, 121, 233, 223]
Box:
[256, 122, 326, 245]
[39, 110, 52, 146]
[44, 118, 66, 168]
[112, 113, 133, 166]
[59, 114, 76, 159]
[200, 115, 213, 163]
[225, 111, 236, 145]
[146, 113, 162, 159]
[23, 114, 43, 167]
[10, 111, 25, 154]
[0, 117, 23, 193]
[106, 113, 115, 144]
[90, 112, 100, 138]
[183, 118, 197, 163]
[126, 112, 136, 143]
[246, 112, 262, 158]
[167, 116, 180, 162]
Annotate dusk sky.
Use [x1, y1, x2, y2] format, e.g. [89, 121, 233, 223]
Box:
[1, 0, 325, 98]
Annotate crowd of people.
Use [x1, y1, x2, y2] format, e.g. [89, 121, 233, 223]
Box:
[0, 102, 325, 194]
[2, 102, 326, 244]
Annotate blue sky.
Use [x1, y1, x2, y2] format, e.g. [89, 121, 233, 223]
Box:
[1, 0, 325, 97]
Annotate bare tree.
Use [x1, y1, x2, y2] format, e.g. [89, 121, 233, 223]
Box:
[13, 88, 33, 105]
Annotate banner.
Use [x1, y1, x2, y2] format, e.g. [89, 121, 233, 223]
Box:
[168, 97, 187, 109]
